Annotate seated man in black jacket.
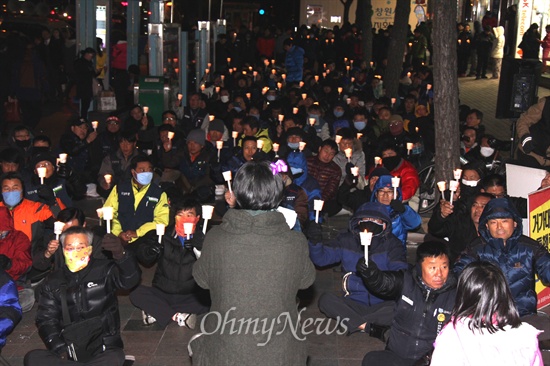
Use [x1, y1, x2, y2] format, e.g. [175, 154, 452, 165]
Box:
[356, 241, 457, 366]
[24, 227, 140, 365]
[129, 198, 210, 328]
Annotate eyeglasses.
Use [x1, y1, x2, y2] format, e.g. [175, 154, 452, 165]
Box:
[377, 190, 394, 196]
[163, 117, 176, 121]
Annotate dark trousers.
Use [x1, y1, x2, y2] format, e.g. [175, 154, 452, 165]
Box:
[79, 97, 92, 119]
[129, 285, 210, 328]
[362, 350, 416, 366]
[318, 292, 394, 332]
[24, 348, 125, 366]
[476, 51, 490, 77]
[324, 197, 342, 217]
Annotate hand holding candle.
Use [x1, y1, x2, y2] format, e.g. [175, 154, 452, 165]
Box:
[156, 223, 165, 243]
[202, 205, 214, 234]
[359, 231, 373, 263]
[314, 199, 324, 223]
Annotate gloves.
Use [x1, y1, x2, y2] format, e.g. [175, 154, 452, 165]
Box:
[0, 255, 11, 270]
[356, 257, 377, 279]
[390, 199, 406, 213]
[101, 233, 125, 260]
[184, 230, 205, 251]
[57, 163, 72, 179]
[306, 221, 323, 244]
[521, 134, 535, 154]
[37, 186, 57, 206]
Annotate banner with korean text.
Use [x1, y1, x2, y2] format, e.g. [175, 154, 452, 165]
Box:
[529, 186, 550, 309]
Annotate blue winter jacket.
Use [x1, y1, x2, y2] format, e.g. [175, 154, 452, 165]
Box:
[308, 202, 408, 306]
[284, 45, 305, 83]
[371, 175, 422, 245]
[287, 151, 323, 222]
[0, 269, 21, 348]
[454, 198, 550, 316]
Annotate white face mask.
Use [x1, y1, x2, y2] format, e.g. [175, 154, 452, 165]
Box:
[220, 95, 229, 103]
[480, 146, 495, 157]
[462, 179, 479, 187]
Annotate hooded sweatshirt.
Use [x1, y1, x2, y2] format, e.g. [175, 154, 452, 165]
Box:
[287, 151, 323, 222]
[371, 175, 422, 245]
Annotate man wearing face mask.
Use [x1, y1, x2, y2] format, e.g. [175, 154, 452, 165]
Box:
[0, 172, 54, 258]
[287, 151, 323, 224]
[25, 227, 140, 365]
[103, 156, 169, 264]
[379, 144, 420, 202]
[8, 125, 33, 165]
[307, 202, 407, 335]
[305, 105, 330, 141]
[129, 198, 210, 328]
[276, 127, 313, 160]
[464, 134, 498, 166]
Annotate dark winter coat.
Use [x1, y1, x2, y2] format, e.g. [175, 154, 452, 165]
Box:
[454, 198, 550, 316]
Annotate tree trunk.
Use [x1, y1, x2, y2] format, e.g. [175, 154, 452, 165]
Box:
[433, 0, 460, 181]
[356, 0, 373, 63]
[340, 0, 354, 25]
[383, 0, 410, 99]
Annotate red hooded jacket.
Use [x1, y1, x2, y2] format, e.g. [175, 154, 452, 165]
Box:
[0, 206, 31, 281]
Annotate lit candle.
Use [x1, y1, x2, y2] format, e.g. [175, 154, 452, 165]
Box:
[167, 131, 175, 140]
[37, 167, 47, 185]
[91, 121, 98, 131]
[216, 140, 223, 161]
[335, 135, 342, 144]
[360, 231, 373, 262]
[54, 221, 64, 240]
[253, 71, 258, 77]
[374, 156, 381, 166]
[299, 81, 304, 88]
[391, 98, 396, 106]
[209, 115, 215, 122]
[350, 166, 359, 176]
[215, 86, 220, 94]
[223, 171, 232, 193]
[96, 208, 103, 226]
[407, 142, 413, 155]
[357, 133, 363, 139]
[314, 199, 324, 223]
[202, 205, 214, 234]
[344, 148, 352, 162]
[227, 57, 231, 64]
[232, 131, 238, 146]
[246, 93, 251, 100]
[177, 93, 183, 101]
[273, 143, 280, 156]
[277, 82, 282, 90]
[302, 93, 307, 100]
[299, 142, 306, 151]
[143, 106, 149, 114]
[453, 169, 462, 181]
[427, 84, 432, 90]
[407, 72, 411, 78]
[183, 222, 194, 240]
[314, 75, 319, 82]
[309, 117, 316, 126]
[293, 107, 299, 114]
[257, 140, 264, 150]
[281, 74, 286, 81]
[156, 223, 165, 243]
[59, 153, 68, 164]
[102, 206, 114, 234]
[104, 174, 112, 185]
[338, 87, 343, 94]
[437, 181, 447, 201]
[205, 68, 210, 74]
[346, 98, 351, 105]
[449, 180, 459, 205]
[391, 176, 400, 197]
[278, 114, 284, 123]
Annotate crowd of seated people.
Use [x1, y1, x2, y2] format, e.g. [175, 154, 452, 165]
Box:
[0, 20, 549, 365]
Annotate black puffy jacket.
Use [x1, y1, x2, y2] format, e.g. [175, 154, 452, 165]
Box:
[152, 226, 203, 295]
[36, 254, 140, 354]
[358, 263, 457, 361]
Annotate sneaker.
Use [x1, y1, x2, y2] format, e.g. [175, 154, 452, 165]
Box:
[173, 312, 197, 329]
[142, 310, 156, 326]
